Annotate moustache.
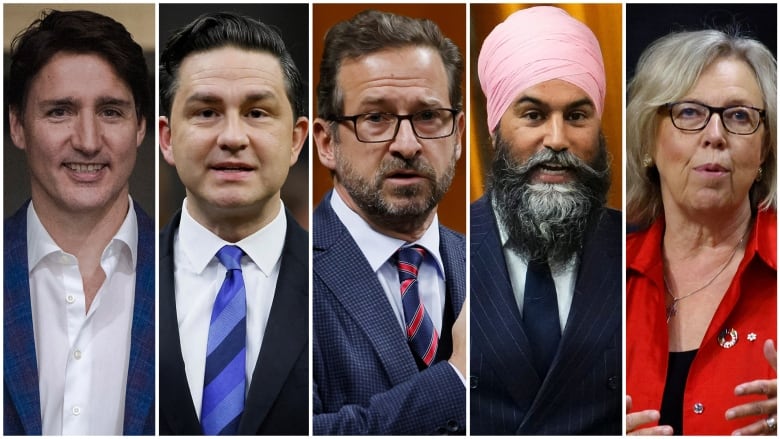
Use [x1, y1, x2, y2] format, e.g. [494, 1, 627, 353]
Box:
[512, 148, 605, 183]
[378, 156, 437, 181]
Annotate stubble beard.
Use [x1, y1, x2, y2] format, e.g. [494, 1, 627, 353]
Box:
[335, 144, 458, 235]
[490, 132, 611, 271]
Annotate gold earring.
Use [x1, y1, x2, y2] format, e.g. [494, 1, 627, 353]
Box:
[756, 167, 763, 182]
[642, 154, 653, 168]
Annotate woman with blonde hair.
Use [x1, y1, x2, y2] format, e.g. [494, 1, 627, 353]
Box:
[625, 29, 777, 435]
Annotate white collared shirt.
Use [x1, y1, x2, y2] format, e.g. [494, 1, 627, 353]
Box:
[330, 190, 446, 334]
[494, 206, 577, 332]
[174, 198, 286, 419]
[28, 198, 137, 435]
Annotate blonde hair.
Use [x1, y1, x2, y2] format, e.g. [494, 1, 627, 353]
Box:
[626, 30, 776, 228]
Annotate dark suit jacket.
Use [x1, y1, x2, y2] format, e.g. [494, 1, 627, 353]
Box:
[470, 195, 621, 435]
[312, 192, 466, 435]
[4, 200, 155, 435]
[159, 209, 308, 435]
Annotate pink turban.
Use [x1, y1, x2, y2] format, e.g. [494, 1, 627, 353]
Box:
[478, 6, 606, 133]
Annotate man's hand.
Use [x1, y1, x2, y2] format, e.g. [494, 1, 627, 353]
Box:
[449, 297, 467, 376]
[626, 395, 673, 435]
[726, 339, 777, 435]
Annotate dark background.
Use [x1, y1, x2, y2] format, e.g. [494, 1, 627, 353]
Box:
[158, 3, 310, 229]
[627, 4, 777, 80]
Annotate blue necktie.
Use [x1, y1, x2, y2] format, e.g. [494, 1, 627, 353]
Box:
[524, 259, 561, 378]
[201, 245, 246, 435]
[397, 245, 439, 367]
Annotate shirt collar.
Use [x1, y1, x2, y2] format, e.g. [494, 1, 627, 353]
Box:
[27, 195, 138, 271]
[330, 189, 445, 277]
[178, 198, 287, 275]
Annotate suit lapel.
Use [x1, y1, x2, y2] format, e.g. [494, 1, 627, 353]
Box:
[158, 212, 203, 433]
[521, 209, 621, 427]
[122, 204, 156, 434]
[313, 196, 419, 384]
[3, 203, 43, 434]
[238, 211, 308, 434]
[470, 197, 542, 407]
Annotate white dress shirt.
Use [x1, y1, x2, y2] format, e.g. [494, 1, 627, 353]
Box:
[330, 190, 446, 333]
[494, 207, 577, 332]
[174, 198, 286, 419]
[28, 198, 137, 435]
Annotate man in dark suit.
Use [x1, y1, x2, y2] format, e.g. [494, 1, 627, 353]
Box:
[470, 6, 622, 434]
[311, 10, 467, 435]
[157, 12, 309, 435]
[4, 10, 154, 435]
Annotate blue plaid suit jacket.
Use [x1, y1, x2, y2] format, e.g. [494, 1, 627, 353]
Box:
[312, 191, 466, 435]
[4, 201, 155, 435]
[469, 195, 622, 435]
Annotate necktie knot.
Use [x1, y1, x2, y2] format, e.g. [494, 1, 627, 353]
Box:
[216, 245, 243, 271]
[397, 245, 425, 275]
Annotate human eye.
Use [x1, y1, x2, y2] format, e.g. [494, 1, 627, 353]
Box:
[674, 103, 706, 119]
[196, 108, 218, 119]
[247, 108, 268, 119]
[361, 112, 393, 124]
[45, 106, 72, 120]
[100, 108, 125, 119]
[522, 110, 543, 121]
[567, 111, 588, 122]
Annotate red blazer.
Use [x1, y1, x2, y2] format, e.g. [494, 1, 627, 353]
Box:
[627, 209, 777, 435]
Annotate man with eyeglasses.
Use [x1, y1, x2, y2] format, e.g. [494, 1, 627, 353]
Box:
[470, 7, 621, 434]
[311, 9, 466, 435]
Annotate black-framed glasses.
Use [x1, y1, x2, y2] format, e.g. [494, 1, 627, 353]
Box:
[330, 108, 459, 143]
[665, 101, 765, 135]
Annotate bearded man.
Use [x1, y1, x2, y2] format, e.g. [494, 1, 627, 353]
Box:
[310, 9, 467, 435]
[470, 6, 622, 435]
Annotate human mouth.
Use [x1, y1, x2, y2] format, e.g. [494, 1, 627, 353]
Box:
[211, 162, 255, 172]
[693, 163, 730, 177]
[64, 163, 107, 173]
[530, 163, 573, 183]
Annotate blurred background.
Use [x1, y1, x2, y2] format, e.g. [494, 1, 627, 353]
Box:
[4, 3, 155, 218]
[470, 4, 623, 211]
[312, 3, 467, 235]
[158, 3, 309, 230]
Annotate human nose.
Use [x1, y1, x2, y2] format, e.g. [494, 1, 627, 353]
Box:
[702, 112, 726, 148]
[218, 112, 249, 151]
[71, 114, 101, 155]
[543, 114, 568, 152]
[388, 118, 422, 158]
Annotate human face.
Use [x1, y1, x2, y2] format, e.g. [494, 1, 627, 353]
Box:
[654, 57, 764, 216]
[9, 52, 144, 216]
[496, 79, 601, 185]
[315, 46, 463, 231]
[160, 46, 307, 232]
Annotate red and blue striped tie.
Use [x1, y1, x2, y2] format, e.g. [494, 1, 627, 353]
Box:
[201, 245, 246, 435]
[397, 245, 439, 367]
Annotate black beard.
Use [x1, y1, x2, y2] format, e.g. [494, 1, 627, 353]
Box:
[335, 147, 457, 235]
[489, 133, 611, 270]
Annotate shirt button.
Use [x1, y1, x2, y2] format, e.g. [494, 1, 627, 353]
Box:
[74, 350, 82, 360]
[72, 406, 81, 416]
[693, 403, 704, 414]
[66, 295, 75, 304]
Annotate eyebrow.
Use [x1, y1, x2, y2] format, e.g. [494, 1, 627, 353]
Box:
[515, 95, 595, 111]
[38, 96, 133, 108]
[360, 95, 444, 107]
[184, 90, 278, 106]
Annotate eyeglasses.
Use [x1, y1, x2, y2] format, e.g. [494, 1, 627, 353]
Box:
[665, 101, 765, 135]
[330, 108, 459, 143]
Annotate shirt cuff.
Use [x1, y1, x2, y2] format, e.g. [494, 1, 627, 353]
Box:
[448, 361, 467, 387]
